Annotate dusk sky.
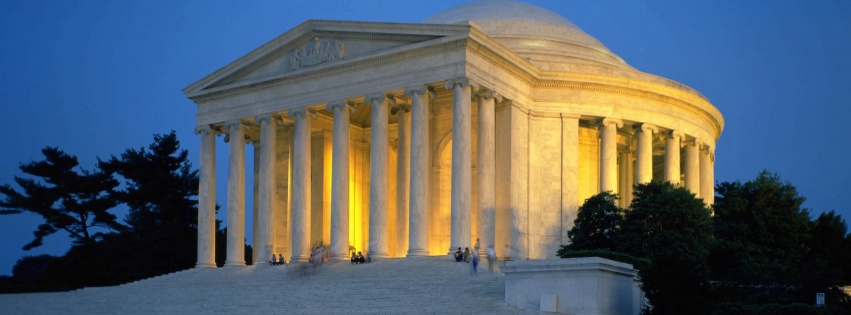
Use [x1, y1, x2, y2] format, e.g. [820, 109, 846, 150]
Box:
[1, 0, 849, 276]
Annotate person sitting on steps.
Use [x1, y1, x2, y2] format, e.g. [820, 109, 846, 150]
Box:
[351, 251, 358, 264]
[454, 247, 463, 262]
[356, 251, 366, 264]
[277, 253, 286, 265]
[463, 247, 471, 263]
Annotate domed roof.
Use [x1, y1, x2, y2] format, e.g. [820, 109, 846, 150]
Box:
[424, 0, 630, 70]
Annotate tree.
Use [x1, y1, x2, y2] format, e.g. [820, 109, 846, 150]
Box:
[710, 171, 811, 286]
[563, 191, 623, 251]
[0, 147, 122, 249]
[617, 181, 714, 315]
[97, 131, 201, 275]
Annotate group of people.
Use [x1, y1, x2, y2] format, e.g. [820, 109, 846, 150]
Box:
[269, 253, 287, 265]
[350, 251, 370, 264]
[453, 239, 498, 274]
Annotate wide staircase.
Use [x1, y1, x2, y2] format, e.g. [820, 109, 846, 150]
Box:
[0, 256, 537, 314]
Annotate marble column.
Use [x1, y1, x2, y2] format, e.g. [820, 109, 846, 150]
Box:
[635, 123, 656, 184]
[447, 77, 473, 252]
[664, 130, 683, 184]
[405, 85, 432, 257]
[599, 118, 623, 193]
[289, 108, 312, 262]
[618, 149, 631, 208]
[394, 103, 411, 257]
[477, 89, 499, 255]
[255, 114, 278, 265]
[683, 138, 700, 197]
[700, 142, 714, 206]
[224, 120, 246, 266]
[367, 93, 390, 258]
[328, 100, 352, 260]
[195, 125, 216, 268]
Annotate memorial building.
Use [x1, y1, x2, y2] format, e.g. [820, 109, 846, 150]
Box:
[183, 0, 723, 267]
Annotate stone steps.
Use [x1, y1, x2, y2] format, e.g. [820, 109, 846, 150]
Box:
[0, 256, 537, 314]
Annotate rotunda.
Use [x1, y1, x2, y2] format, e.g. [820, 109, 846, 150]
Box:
[184, 0, 723, 265]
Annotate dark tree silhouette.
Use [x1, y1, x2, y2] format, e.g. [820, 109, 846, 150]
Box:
[563, 191, 623, 251]
[0, 147, 122, 249]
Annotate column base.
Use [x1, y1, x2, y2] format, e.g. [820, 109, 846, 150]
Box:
[195, 262, 217, 268]
[290, 254, 310, 263]
[223, 261, 246, 267]
[328, 254, 351, 261]
[406, 249, 430, 257]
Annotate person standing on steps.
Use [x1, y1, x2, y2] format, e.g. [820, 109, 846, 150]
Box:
[471, 249, 480, 275]
[486, 246, 496, 272]
[474, 238, 480, 252]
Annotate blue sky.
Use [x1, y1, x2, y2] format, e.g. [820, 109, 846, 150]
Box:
[1, 0, 849, 276]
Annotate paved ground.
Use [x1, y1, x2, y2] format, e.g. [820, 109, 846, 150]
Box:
[0, 256, 539, 314]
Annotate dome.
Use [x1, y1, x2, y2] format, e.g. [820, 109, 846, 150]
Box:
[424, 0, 630, 70]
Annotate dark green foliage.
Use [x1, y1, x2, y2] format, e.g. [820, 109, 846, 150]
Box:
[617, 181, 714, 315]
[712, 303, 834, 315]
[0, 147, 122, 249]
[564, 191, 623, 251]
[95, 131, 201, 279]
[710, 170, 812, 285]
[556, 248, 652, 271]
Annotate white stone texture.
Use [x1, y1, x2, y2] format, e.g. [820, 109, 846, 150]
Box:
[664, 130, 683, 184]
[290, 109, 312, 262]
[700, 143, 714, 206]
[448, 77, 473, 253]
[509, 104, 529, 260]
[406, 86, 431, 256]
[502, 257, 640, 315]
[683, 139, 700, 197]
[598, 118, 622, 193]
[561, 117, 580, 246]
[328, 101, 351, 260]
[255, 114, 278, 265]
[195, 125, 216, 268]
[635, 123, 656, 184]
[476, 91, 497, 257]
[224, 120, 247, 267]
[367, 93, 390, 258]
[395, 104, 411, 257]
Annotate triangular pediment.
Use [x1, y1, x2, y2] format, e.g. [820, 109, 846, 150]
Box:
[183, 20, 471, 98]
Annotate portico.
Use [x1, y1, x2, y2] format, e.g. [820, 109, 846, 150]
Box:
[184, 1, 723, 267]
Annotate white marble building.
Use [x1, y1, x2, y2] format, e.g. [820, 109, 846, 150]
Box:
[183, 0, 723, 267]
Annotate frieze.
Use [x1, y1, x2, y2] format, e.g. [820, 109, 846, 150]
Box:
[287, 37, 346, 71]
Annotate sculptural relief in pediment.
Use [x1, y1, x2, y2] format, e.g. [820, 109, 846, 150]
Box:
[287, 36, 346, 70]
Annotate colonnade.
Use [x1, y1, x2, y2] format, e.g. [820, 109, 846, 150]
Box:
[194, 77, 716, 268]
[603, 119, 716, 208]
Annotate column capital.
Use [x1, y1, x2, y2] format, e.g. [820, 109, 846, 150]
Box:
[364, 92, 387, 104]
[665, 130, 685, 140]
[404, 85, 436, 99]
[445, 76, 477, 91]
[391, 103, 411, 115]
[194, 124, 215, 135]
[599, 118, 623, 129]
[254, 113, 282, 125]
[474, 89, 503, 103]
[635, 123, 658, 133]
[223, 119, 248, 131]
[288, 107, 317, 120]
[326, 99, 356, 113]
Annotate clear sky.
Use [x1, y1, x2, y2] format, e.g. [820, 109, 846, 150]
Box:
[1, 0, 849, 276]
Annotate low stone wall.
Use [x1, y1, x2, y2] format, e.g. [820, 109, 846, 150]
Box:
[502, 257, 640, 314]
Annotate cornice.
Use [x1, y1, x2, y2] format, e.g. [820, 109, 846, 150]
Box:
[536, 80, 722, 138]
[191, 39, 468, 103]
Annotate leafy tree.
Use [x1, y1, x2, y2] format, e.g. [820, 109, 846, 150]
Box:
[710, 170, 811, 286]
[0, 147, 122, 249]
[617, 181, 714, 315]
[562, 191, 623, 251]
